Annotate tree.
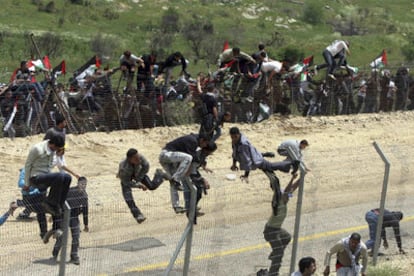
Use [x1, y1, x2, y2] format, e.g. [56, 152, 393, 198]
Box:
[181, 14, 214, 64]
[302, 2, 324, 25]
[160, 8, 180, 34]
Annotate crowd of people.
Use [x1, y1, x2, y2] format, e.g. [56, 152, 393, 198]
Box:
[1, 40, 414, 139]
[0, 39, 409, 275]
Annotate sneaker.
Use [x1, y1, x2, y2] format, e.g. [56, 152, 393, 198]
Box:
[9, 202, 18, 216]
[170, 180, 184, 191]
[41, 201, 61, 216]
[262, 152, 275, 158]
[16, 213, 31, 220]
[246, 96, 254, 103]
[136, 214, 146, 224]
[196, 211, 205, 217]
[54, 229, 63, 239]
[131, 182, 148, 191]
[173, 206, 187, 214]
[69, 256, 80, 265]
[43, 229, 54, 244]
[328, 74, 336, 80]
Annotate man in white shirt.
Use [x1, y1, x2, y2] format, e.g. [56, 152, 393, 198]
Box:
[277, 139, 310, 174]
[316, 40, 351, 80]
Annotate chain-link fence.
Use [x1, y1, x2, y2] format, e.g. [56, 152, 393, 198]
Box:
[0, 112, 413, 275]
[0, 63, 413, 140]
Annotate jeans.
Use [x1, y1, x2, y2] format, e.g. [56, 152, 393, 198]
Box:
[159, 150, 193, 182]
[212, 125, 222, 142]
[30, 173, 72, 208]
[365, 210, 378, 250]
[53, 214, 80, 259]
[121, 184, 142, 218]
[259, 160, 292, 173]
[263, 225, 291, 276]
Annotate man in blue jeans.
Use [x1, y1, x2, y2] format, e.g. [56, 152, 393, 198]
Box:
[23, 134, 72, 216]
[365, 208, 405, 255]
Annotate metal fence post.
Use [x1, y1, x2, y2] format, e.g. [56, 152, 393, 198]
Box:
[287, 147, 307, 275]
[59, 201, 71, 276]
[164, 178, 197, 276]
[372, 141, 391, 266]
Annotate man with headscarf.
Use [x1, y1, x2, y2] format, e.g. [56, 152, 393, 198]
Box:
[323, 233, 368, 276]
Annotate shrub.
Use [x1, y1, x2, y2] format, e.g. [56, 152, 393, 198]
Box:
[90, 34, 119, 60]
[302, 2, 324, 25]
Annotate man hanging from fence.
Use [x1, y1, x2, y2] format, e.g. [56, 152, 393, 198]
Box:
[183, 141, 217, 224]
[260, 173, 300, 276]
[117, 148, 169, 223]
[198, 83, 218, 140]
[119, 50, 144, 80]
[158, 52, 188, 94]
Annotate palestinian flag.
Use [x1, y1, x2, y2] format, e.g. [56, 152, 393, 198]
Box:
[74, 55, 101, 80]
[27, 59, 46, 72]
[302, 55, 314, 67]
[42, 56, 52, 71]
[223, 41, 230, 51]
[52, 60, 66, 78]
[370, 50, 387, 68]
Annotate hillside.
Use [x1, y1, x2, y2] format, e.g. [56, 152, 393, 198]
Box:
[1, 0, 414, 79]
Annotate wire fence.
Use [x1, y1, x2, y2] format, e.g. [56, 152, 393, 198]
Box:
[0, 63, 413, 140]
[0, 128, 413, 275]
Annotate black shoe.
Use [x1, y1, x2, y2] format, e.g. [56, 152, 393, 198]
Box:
[136, 214, 146, 224]
[174, 206, 187, 214]
[291, 160, 300, 174]
[170, 180, 184, 191]
[262, 152, 275, 158]
[41, 201, 61, 216]
[69, 256, 80, 265]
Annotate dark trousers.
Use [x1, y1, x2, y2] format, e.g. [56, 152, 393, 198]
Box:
[53, 215, 80, 259]
[141, 175, 163, 191]
[121, 185, 142, 218]
[263, 225, 291, 276]
[259, 160, 292, 173]
[137, 75, 154, 97]
[30, 173, 72, 208]
[17, 193, 48, 237]
[319, 49, 346, 75]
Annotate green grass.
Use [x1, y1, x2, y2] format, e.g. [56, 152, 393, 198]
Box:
[0, 0, 414, 80]
[367, 263, 403, 276]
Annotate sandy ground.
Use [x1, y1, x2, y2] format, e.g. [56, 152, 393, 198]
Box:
[0, 111, 414, 275]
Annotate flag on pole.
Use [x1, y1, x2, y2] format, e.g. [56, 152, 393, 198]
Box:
[42, 56, 52, 71]
[27, 59, 46, 72]
[370, 50, 387, 68]
[74, 55, 101, 79]
[52, 60, 66, 78]
[302, 55, 314, 67]
[223, 41, 230, 51]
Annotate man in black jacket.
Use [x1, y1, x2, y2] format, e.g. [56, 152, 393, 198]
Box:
[159, 52, 188, 92]
[365, 208, 405, 254]
[159, 134, 209, 213]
